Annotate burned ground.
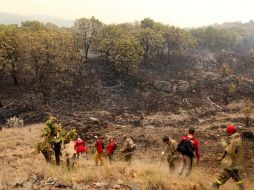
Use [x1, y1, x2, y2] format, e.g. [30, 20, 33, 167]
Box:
[1, 53, 254, 188]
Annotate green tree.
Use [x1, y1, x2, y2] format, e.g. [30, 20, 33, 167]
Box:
[74, 17, 102, 62]
[21, 20, 46, 31]
[163, 26, 196, 64]
[190, 27, 237, 51]
[93, 24, 124, 63]
[141, 18, 155, 29]
[0, 24, 22, 84]
[137, 28, 163, 64]
[109, 37, 143, 74]
[21, 25, 81, 98]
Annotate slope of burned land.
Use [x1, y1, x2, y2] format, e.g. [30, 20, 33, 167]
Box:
[1, 55, 254, 189]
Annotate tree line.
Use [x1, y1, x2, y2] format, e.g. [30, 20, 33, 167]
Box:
[1, 17, 254, 90]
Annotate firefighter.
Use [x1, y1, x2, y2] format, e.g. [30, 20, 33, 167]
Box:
[46, 116, 61, 165]
[74, 137, 87, 159]
[106, 137, 117, 164]
[177, 127, 200, 176]
[212, 125, 244, 190]
[94, 135, 104, 166]
[161, 136, 179, 172]
[120, 136, 136, 164]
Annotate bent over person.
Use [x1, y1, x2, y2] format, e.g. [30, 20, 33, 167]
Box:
[177, 127, 200, 176]
[74, 137, 87, 159]
[120, 136, 136, 164]
[212, 125, 244, 190]
[161, 136, 179, 172]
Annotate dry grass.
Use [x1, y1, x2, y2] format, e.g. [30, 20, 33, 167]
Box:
[0, 124, 253, 190]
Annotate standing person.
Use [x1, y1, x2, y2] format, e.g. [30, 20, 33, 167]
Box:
[46, 116, 61, 165]
[161, 136, 179, 173]
[177, 127, 200, 176]
[120, 136, 136, 164]
[212, 125, 244, 190]
[94, 136, 104, 166]
[106, 137, 117, 164]
[74, 137, 87, 159]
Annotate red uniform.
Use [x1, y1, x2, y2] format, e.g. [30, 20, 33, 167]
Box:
[95, 138, 103, 154]
[74, 139, 87, 153]
[107, 140, 116, 156]
[180, 134, 200, 161]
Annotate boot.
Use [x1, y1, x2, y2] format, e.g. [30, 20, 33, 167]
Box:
[238, 184, 245, 190]
[212, 183, 219, 189]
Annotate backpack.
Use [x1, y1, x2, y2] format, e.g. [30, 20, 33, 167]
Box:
[177, 139, 194, 157]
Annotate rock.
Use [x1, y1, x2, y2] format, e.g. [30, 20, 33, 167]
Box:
[82, 185, 90, 190]
[89, 117, 100, 124]
[93, 182, 109, 188]
[117, 180, 123, 185]
[44, 177, 56, 185]
[154, 81, 172, 93]
[0, 184, 3, 190]
[72, 184, 83, 190]
[125, 182, 140, 190]
[35, 174, 44, 181]
[12, 177, 24, 188]
[29, 175, 39, 184]
[55, 182, 72, 188]
[13, 183, 23, 188]
[46, 177, 55, 183]
[113, 184, 121, 189]
[23, 181, 33, 189]
[39, 180, 45, 185]
[172, 84, 177, 93]
[177, 80, 190, 92]
[32, 185, 40, 190]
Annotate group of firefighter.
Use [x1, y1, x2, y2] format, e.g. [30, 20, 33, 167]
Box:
[160, 126, 244, 190]
[74, 134, 136, 165]
[73, 124, 244, 190]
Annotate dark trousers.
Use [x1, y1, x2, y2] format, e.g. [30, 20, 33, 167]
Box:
[214, 169, 244, 190]
[108, 153, 114, 164]
[54, 142, 61, 165]
[124, 152, 132, 163]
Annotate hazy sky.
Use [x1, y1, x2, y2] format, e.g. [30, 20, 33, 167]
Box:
[1, 0, 254, 27]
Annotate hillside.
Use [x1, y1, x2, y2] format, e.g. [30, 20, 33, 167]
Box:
[1, 16, 254, 190]
[0, 12, 73, 27]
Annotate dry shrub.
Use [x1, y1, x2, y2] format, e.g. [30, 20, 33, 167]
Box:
[6, 116, 24, 128]
[146, 180, 171, 190]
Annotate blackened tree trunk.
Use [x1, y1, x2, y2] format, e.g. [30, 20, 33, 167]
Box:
[167, 42, 171, 64]
[106, 51, 109, 64]
[11, 56, 18, 84]
[84, 44, 90, 62]
[54, 142, 61, 165]
[143, 45, 149, 64]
